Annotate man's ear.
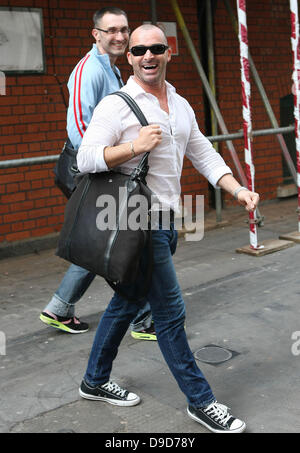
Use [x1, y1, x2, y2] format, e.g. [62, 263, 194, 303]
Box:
[91, 28, 99, 41]
[167, 46, 172, 63]
[127, 51, 133, 67]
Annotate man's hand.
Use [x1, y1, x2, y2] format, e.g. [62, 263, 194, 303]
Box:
[217, 175, 260, 212]
[133, 124, 162, 154]
[237, 189, 259, 212]
[103, 124, 162, 168]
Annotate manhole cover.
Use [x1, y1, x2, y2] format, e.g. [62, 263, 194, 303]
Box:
[194, 345, 233, 364]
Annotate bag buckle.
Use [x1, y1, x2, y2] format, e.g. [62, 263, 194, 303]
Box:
[130, 165, 148, 182]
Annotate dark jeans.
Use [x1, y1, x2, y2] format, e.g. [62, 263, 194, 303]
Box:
[84, 224, 215, 408]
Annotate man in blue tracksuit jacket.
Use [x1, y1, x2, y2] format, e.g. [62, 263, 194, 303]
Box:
[67, 43, 122, 150]
[40, 7, 155, 340]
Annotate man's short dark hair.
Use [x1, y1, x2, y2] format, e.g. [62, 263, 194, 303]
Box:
[93, 7, 127, 27]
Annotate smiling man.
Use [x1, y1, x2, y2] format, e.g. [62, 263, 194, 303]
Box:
[77, 24, 259, 433]
[41, 9, 156, 341]
[92, 10, 129, 65]
[40, 8, 129, 334]
[128, 28, 170, 88]
[67, 8, 129, 149]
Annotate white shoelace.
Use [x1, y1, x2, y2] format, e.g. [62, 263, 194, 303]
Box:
[101, 381, 127, 398]
[204, 402, 231, 426]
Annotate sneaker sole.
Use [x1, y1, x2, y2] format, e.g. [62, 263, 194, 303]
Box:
[79, 388, 141, 407]
[187, 407, 246, 434]
[39, 314, 89, 334]
[131, 331, 157, 341]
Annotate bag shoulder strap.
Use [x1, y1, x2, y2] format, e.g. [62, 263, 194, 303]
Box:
[110, 91, 150, 172]
[111, 90, 148, 126]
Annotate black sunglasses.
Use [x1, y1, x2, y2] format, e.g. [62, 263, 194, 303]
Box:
[130, 44, 169, 56]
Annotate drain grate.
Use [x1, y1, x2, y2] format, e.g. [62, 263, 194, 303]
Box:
[194, 344, 239, 365]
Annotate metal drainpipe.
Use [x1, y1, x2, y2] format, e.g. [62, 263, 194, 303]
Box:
[206, 0, 223, 223]
[223, 0, 297, 184]
[150, 0, 157, 24]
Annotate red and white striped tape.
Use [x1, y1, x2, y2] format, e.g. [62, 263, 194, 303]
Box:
[236, 0, 261, 249]
[290, 0, 300, 232]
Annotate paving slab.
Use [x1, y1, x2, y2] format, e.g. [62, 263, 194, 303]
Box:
[279, 231, 300, 243]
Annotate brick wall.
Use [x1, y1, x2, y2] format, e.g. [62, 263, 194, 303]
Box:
[0, 0, 294, 246]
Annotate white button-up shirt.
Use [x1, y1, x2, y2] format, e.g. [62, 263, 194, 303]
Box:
[77, 76, 232, 212]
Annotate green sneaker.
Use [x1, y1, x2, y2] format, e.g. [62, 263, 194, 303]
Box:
[39, 310, 89, 334]
[131, 322, 157, 341]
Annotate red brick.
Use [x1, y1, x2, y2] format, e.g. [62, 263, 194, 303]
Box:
[6, 183, 19, 193]
[10, 201, 34, 212]
[0, 224, 11, 235]
[5, 231, 31, 242]
[27, 208, 52, 219]
[0, 204, 10, 215]
[3, 211, 28, 223]
[27, 189, 50, 200]
[25, 170, 50, 181]
[1, 192, 26, 204]
[30, 227, 55, 237]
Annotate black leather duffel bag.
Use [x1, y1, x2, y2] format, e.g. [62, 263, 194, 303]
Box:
[56, 92, 153, 299]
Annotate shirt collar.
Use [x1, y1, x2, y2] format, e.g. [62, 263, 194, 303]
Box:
[124, 76, 177, 99]
[91, 44, 113, 69]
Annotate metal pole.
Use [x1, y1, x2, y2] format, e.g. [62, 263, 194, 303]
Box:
[169, 0, 248, 187]
[0, 126, 294, 170]
[206, 0, 222, 223]
[0, 155, 58, 169]
[206, 125, 294, 142]
[223, 0, 297, 184]
[237, 0, 262, 249]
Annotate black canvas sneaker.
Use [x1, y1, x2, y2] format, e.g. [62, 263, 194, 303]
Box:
[187, 401, 246, 433]
[79, 379, 140, 407]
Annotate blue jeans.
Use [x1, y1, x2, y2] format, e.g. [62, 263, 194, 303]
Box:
[84, 225, 215, 408]
[44, 263, 152, 329]
[44, 264, 96, 317]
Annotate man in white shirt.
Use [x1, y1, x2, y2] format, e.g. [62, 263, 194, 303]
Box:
[77, 24, 259, 433]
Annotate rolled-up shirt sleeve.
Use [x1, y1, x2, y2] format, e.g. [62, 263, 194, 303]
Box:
[77, 96, 121, 174]
[185, 113, 232, 187]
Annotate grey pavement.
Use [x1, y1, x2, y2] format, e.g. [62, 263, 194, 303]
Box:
[0, 197, 300, 434]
